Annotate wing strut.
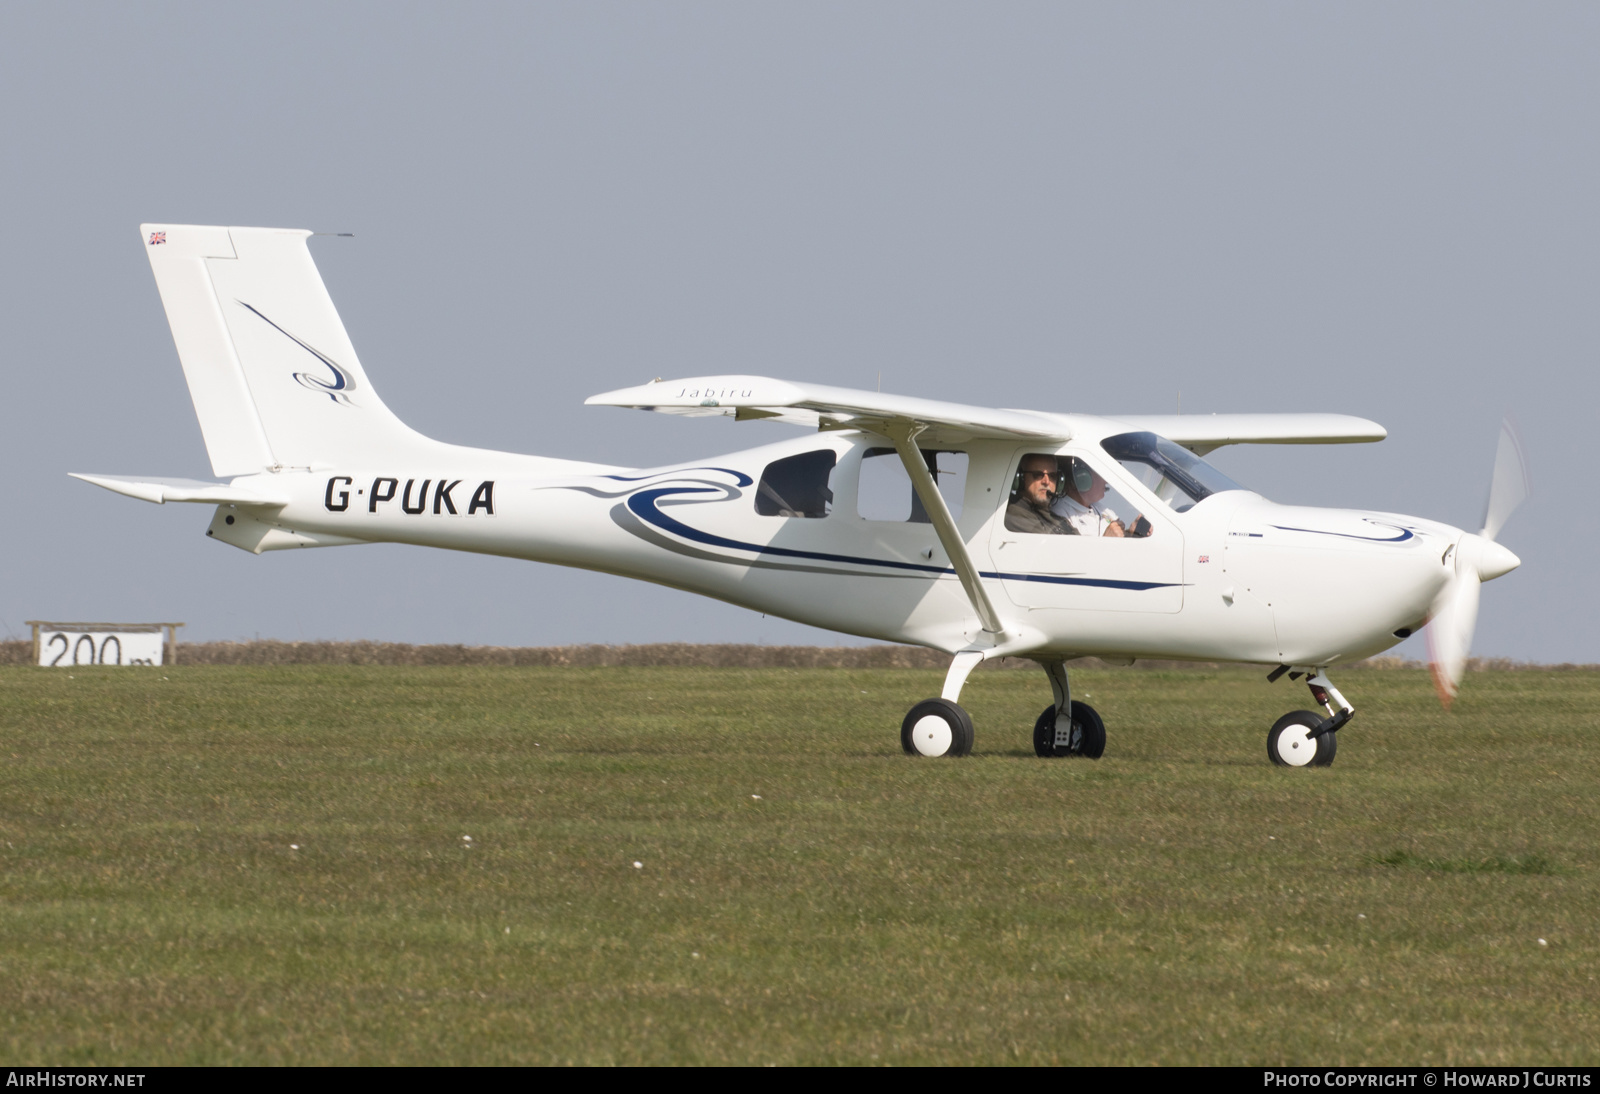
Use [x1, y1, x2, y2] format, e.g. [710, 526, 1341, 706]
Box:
[885, 421, 1006, 638]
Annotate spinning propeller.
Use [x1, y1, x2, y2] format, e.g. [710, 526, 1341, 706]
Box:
[1426, 420, 1529, 707]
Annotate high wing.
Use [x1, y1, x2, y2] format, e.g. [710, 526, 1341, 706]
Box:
[585, 375, 1069, 443]
[586, 375, 1386, 454]
[1106, 413, 1387, 455]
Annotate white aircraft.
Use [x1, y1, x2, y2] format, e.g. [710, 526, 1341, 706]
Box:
[77, 224, 1528, 766]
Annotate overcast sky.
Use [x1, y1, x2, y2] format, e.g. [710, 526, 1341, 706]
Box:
[2, 3, 1595, 661]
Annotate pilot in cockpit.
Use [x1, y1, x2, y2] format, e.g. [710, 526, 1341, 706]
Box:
[1004, 454, 1075, 534]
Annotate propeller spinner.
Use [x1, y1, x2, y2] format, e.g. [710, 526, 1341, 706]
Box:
[1426, 420, 1529, 707]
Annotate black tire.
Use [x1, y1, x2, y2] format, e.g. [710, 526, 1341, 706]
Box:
[901, 698, 975, 757]
[1267, 710, 1338, 768]
[1031, 701, 1106, 759]
[1070, 701, 1106, 759]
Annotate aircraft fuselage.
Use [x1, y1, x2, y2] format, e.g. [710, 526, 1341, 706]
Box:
[204, 427, 1457, 669]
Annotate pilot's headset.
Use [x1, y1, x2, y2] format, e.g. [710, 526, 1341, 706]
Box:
[1064, 457, 1096, 496]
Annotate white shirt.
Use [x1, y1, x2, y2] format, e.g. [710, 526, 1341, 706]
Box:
[1051, 495, 1120, 537]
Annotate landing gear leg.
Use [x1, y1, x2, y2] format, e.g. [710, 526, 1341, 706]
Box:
[1266, 668, 1352, 768]
[900, 650, 984, 757]
[1033, 660, 1105, 759]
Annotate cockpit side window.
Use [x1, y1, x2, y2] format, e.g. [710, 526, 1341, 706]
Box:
[1004, 452, 1154, 537]
[1100, 432, 1244, 513]
[755, 450, 837, 518]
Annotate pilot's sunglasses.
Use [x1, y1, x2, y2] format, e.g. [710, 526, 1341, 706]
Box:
[1024, 469, 1060, 481]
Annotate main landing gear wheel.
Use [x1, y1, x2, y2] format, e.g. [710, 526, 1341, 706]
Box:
[1032, 701, 1106, 759]
[901, 698, 975, 758]
[1268, 710, 1338, 768]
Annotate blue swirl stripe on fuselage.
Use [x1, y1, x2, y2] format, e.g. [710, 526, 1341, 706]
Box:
[1267, 523, 1414, 543]
[603, 467, 755, 486]
[626, 486, 1179, 591]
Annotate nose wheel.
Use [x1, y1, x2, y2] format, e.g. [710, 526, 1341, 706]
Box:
[1264, 668, 1353, 768]
[1033, 701, 1105, 758]
[1268, 710, 1338, 767]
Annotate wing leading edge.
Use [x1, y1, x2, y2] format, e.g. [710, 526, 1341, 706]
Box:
[587, 375, 1386, 453]
[584, 375, 1070, 443]
[1107, 413, 1387, 455]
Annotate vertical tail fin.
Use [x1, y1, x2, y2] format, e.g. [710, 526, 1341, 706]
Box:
[142, 224, 435, 475]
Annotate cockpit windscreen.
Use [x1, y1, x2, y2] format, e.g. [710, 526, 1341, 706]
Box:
[1100, 432, 1245, 513]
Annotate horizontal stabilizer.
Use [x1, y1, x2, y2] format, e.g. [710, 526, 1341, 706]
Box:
[586, 375, 1068, 442]
[1104, 413, 1387, 454]
[70, 473, 289, 507]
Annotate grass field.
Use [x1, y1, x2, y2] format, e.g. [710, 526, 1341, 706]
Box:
[1, 664, 1596, 1065]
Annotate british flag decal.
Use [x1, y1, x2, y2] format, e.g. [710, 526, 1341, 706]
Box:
[148, 231, 166, 245]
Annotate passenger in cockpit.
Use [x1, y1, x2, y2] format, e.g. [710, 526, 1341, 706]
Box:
[1004, 454, 1075, 534]
[1053, 457, 1150, 537]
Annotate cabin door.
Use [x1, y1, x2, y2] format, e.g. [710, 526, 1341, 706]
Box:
[988, 449, 1185, 613]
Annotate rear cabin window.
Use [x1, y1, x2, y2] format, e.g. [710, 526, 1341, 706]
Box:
[856, 448, 968, 522]
[755, 450, 837, 518]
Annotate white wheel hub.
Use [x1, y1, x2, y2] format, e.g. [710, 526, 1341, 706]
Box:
[1275, 723, 1316, 766]
[911, 714, 954, 756]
